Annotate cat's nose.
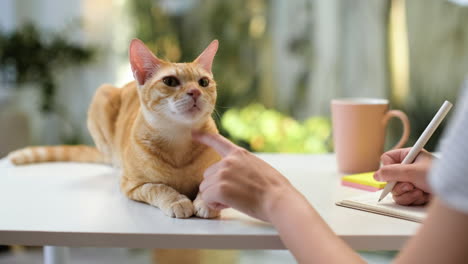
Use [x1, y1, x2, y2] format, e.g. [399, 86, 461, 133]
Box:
[187, 88, 201, 101]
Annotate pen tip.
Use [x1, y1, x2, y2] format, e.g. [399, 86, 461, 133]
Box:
[378, 198, 382, 202]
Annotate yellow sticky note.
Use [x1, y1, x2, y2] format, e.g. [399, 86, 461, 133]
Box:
[341, 172, 387, 191]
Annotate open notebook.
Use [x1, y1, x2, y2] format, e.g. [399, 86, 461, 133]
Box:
[336, 190, 427, 223]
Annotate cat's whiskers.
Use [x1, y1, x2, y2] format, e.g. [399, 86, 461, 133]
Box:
[211, 107, 222, 123]
[151, 99, 167, 109]
[214, 105, 232, 109]
[210, 103, 230, 121]
[173, 96, 210, 116]
[198, 97, 216, 118]
[174, 95, 192, 104]
[173, 98, 194, 110]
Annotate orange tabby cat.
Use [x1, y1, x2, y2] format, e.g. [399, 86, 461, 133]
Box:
[8, 39, 222, 219]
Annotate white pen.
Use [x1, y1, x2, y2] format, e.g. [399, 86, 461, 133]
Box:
[378, 100, 453, 202]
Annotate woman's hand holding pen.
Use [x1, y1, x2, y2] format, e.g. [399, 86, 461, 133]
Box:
[374, 148, 434, 206]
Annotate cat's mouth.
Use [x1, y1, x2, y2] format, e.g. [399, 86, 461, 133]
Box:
[171, 101, 206, 122]
[188, 104, 201, 113]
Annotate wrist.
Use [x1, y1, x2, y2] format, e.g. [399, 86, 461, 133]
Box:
[262, 185, 308, 222]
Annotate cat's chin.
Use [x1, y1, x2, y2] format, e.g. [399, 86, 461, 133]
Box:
[171, 108, 209, 126]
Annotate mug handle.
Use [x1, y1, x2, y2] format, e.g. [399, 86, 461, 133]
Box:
[383, 110, 410, 150]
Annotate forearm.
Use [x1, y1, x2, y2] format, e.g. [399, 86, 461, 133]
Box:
[267, 189, 365, 264]
[394, 198, 468, 264]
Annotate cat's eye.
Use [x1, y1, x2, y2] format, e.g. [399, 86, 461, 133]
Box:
[162, 76, 180, 87]
[198, 77, 210, 87]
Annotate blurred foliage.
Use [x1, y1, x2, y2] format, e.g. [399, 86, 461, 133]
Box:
[222, 103, 332, 153]
[0, 23, 95, 112]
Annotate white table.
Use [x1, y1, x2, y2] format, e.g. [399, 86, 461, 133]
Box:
[0, 154, 420, 262]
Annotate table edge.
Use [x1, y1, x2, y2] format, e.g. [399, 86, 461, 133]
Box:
[0, 230, 407, 250]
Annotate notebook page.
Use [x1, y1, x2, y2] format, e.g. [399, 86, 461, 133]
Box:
[336, 190, 427, 222]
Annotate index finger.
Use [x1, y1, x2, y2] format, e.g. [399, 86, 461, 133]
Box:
[192, 131, 237, 157]
[374, 163, 414, 182]
[381, 148, 412, 165]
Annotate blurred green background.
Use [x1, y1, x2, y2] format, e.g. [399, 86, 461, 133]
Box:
[1, 0, 468, 156]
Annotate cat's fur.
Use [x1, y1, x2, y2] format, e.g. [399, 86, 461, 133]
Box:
[8, 39, 222, 219]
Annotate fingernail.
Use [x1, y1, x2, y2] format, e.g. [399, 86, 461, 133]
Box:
[373, 173, 381, 181]
[402, 184, 411, 192]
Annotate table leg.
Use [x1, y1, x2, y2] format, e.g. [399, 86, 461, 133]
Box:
[44, 246, 69, 264]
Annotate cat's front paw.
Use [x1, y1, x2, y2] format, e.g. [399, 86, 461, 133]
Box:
[163, 195, 194, 218]
[194, 198, 221, 219]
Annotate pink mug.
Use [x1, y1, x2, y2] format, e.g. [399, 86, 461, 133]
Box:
[331, 98, 410, 174]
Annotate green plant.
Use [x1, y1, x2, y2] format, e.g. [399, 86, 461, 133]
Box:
[221, 103, 332, 153]
[0, 23, 95, 112]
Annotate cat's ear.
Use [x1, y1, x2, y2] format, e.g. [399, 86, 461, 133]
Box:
[129, 39, 163, 85]
[194, 40, 218, 73]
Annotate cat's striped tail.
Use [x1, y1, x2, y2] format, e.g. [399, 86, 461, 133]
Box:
[7, 145, 108, 165]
